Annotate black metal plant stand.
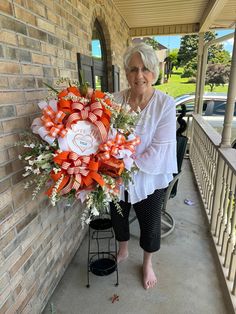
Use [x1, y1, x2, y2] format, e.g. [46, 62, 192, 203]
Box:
[86, 218, 119, 287]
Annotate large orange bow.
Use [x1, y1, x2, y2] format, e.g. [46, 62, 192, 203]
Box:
[66, 101, 111, 142]
[46, 151, 104, 196]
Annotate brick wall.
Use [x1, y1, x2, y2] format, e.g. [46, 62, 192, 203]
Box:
[0, 0, 129, 313]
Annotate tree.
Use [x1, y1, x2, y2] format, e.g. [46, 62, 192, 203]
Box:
[181, 57, 198, 78]
[144, 37, 159, 50]
[205, 63, 230, 91]
[178, 31, 224, 66]
[168, 49, 179, 69]
[178, 31, 230, 79]
[178, 34, 199, 66]
[211, 50, 231, 64]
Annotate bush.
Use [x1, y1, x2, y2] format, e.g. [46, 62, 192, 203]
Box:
[188, 77, 196, 83]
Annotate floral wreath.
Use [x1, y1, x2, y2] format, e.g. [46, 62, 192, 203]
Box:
[18, 77, 140, 226]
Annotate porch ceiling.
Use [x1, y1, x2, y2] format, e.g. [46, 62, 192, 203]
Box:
[112, 0, 236, 37]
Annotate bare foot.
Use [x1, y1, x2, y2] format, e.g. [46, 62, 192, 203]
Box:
[116, 250, 129, 263]
[116, 241, 129, 263]
[143, 263, 157, 289]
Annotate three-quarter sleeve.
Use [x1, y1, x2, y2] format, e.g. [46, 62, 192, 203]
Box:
[135, 97, 178, 175]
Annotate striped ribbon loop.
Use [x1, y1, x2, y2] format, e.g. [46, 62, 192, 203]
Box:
[72, 102, 84, 111]
[41, 105, 67, 139]
[65, 99, 110, 143]
[98, 133, 141, 161]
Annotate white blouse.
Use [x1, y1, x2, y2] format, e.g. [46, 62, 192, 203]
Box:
[113, 89, 178, 204]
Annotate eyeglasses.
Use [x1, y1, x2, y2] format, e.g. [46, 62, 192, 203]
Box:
[127, 66, 151, 74]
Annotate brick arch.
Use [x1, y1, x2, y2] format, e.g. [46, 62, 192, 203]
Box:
[90, 6, 113, 91]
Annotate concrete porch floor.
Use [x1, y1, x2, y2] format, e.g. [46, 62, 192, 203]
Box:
[42, 159, 231, 314]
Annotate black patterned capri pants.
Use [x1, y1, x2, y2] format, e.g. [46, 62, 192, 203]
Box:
[110, 189, 166, 253]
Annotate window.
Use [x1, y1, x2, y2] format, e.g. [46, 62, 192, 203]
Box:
[212, 101, 236, 116]
[77, 19, 120, 92]
[91, 20, 107, 90]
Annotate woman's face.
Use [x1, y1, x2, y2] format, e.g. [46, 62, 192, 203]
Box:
[126, 52, 154, 95]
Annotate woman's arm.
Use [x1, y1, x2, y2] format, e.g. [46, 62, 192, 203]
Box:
[135, 98, 178, 175]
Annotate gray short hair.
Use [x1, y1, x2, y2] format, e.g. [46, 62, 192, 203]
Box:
[123, 42, 160, 83]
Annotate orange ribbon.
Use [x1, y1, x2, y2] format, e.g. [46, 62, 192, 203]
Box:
[66, 100, 111, 142]
[56, 88, 111, 142]
[98, 133, 141, 161]
[58, 86, 81, 114]
[41, 105, 67, 138]
[46, 151, 104, 196]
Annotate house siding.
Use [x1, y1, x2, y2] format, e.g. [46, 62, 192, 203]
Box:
[0, 1, 129, 313]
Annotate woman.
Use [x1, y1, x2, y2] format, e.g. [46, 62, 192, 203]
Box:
[110, 43, 177, 289]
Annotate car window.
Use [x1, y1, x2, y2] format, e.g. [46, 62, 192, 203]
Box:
[212, 101, 226, 116]
[176, 100, 195, 113]
[211, 101, 236, 116]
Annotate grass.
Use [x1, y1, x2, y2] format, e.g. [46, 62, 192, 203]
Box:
[155, 68, 228, 98]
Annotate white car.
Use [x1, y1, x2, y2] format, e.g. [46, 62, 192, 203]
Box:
[175, 93, 236, 145]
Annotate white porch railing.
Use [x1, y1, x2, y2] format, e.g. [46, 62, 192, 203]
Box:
[190, 113, 236, 310]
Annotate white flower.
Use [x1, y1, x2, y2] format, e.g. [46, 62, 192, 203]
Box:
[23, 172, 31, 177]
[124, 104, 131, 111]
[85, 217, 91, 224]
[18, 155, 22, 160]
[24, 155, 32, 161]
[29, 143, 35, 148]
[33, 169, 40, 175]
[25, 166, 33, 172]
[53, 167, 61, 174]
[36, 154, 43, 161]
[91, 207, 99, 216]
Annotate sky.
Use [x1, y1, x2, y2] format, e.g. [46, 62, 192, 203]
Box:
[154, 29, 234, 54]
[92, 29, 234, 58]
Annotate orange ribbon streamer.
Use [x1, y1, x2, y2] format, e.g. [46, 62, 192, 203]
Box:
[47, 151, 104, 196]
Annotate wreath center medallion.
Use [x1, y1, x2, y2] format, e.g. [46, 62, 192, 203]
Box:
[60, 121, 102, 155]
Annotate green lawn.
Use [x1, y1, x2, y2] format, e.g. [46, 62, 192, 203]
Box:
[155, 68, 228, 98]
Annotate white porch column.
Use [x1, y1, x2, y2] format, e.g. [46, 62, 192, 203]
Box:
[220, 27, 236, 147]
[195, 32, 235, 115]
[194, 33, 205, 114]
[198, 42, 209, 115]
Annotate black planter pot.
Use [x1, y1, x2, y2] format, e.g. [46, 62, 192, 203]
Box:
[87, 218, 119, 287]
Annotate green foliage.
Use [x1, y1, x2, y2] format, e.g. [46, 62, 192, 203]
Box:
[178, 34, 199, 66]
[211, 50, 231, 64]
[181, 57, 197, 78]
[168, 49, 179, 68]
[178, 31, 225, 67]
[178, 31, 230, 79]
[144, 37, 159, 50]
[109, 102, 140, 135]
[205, 63, 230, 91]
